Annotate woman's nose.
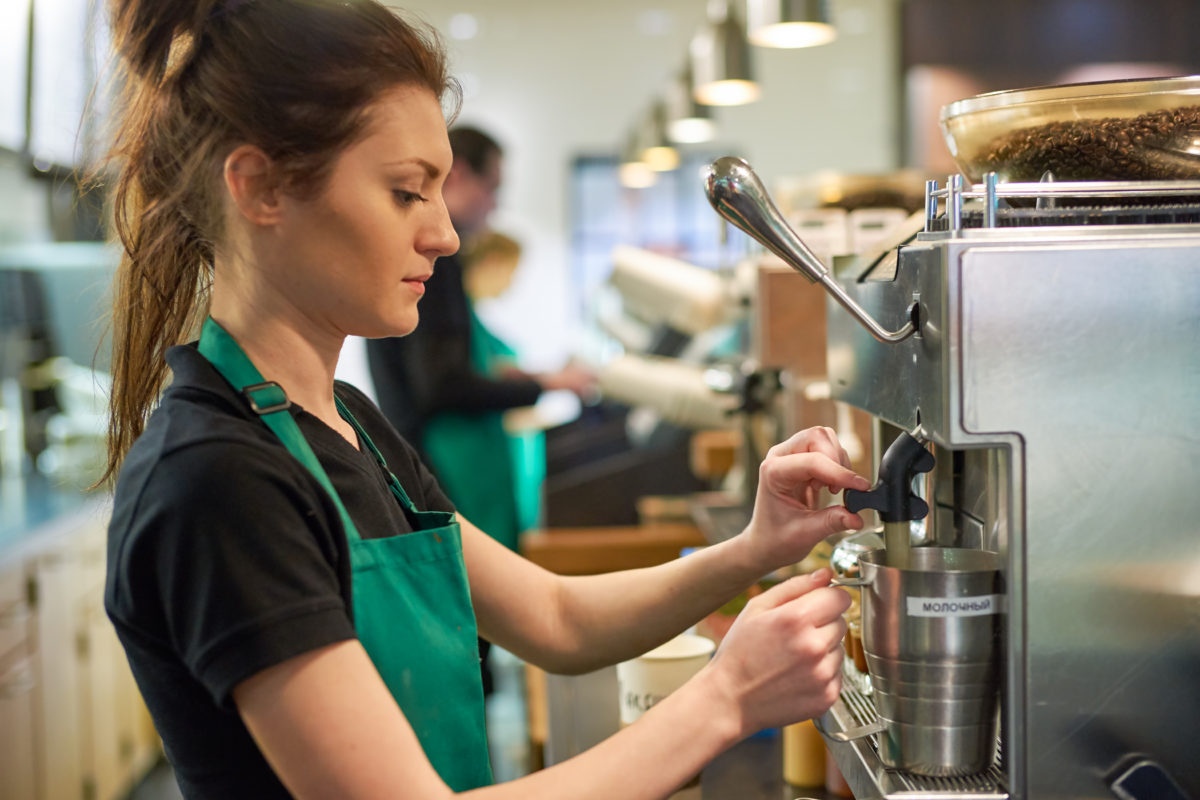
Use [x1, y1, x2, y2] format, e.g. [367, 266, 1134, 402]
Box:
[422, 203, 459, 258]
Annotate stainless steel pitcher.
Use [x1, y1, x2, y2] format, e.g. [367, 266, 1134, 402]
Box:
[829, 547, 1002, 777]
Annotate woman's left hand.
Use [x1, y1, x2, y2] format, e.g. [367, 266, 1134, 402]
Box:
[742, 426, 871, 571]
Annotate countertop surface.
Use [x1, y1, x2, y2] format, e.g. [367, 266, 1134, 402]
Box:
[0, 472, 103, 568]
[699, 734, 842, 800]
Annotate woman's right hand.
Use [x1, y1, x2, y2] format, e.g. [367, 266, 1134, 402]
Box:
[697, 568, 850, 738]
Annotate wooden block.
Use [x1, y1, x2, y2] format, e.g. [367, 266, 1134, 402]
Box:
[518, 524, 707, 576]
[689, 429, 742, 480]
[524, 663, 547, 747]
[635, 495, 694, 525]
[753, 260, 829, 373]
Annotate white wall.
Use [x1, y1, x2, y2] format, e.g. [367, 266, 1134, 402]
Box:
[0, 152, 53, 243]
[382, 0, 901, 370]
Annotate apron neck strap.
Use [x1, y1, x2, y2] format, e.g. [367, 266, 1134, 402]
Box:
[197, 317, 367, 540]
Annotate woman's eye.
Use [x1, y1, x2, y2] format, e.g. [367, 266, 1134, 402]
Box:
[393, 189, 428, 207]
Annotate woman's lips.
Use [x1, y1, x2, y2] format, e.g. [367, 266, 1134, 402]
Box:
[403, 274, 431, 295]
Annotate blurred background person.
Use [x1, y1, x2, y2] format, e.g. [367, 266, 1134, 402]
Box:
[424, 230, 545, 553]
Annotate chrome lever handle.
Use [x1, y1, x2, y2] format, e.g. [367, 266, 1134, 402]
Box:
[703, 156, 916, 344]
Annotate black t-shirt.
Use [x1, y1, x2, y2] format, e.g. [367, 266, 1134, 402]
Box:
[105, 344, 455, 799]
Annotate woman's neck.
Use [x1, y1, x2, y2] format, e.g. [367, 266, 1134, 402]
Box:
[209, 275, 358, 449]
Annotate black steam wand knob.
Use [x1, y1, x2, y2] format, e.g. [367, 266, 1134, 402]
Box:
[844, 431, 934, 523]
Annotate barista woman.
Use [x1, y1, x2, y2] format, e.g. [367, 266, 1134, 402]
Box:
[100, 1, 871, 798]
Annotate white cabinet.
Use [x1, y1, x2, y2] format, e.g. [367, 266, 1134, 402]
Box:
[0, 654, 38, 800]
[75, 520, 153, 800]
[0, 563, 38, 800]
[31, 538, 86, 800]
[4, 500, 160, 800]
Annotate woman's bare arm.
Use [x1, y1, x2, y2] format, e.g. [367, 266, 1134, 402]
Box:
[235, 570, 847, 799]
[463, 426, 868, 674]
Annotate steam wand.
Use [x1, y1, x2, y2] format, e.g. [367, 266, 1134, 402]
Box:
[843, 431, 934, 567]
[702, 156, 916, 344]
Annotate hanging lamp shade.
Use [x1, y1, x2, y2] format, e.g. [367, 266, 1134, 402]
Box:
[618, 130, 657, 188]
[747, 0, 836, 48]
[640, 103, 681, 171]
[664, 68, 716, 144]
[690, 0, 761, 106]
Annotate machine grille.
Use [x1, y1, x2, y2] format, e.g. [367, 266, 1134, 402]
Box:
[839, 668, 1008, 796]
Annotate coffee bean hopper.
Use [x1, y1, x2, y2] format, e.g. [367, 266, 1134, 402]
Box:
[702, 77, 1200, 800]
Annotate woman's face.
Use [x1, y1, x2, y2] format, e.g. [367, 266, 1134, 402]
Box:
[270, 85, 459, 339]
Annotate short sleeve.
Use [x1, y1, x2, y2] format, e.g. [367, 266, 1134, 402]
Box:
[109, 439, 356, 707]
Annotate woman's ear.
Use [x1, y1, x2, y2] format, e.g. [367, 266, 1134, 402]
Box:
[223, 145, 282, 226]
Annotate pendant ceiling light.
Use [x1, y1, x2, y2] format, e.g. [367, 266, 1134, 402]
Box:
[618, 131, 657, 189]
[690, 0, 761, 107]
[640, 103, 681, 171]
[664, 68, 716, 144]
[747, 0, 836, 48]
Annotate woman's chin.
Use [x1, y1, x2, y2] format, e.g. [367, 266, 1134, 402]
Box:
[383, 313, 420, 339]
[351, 313, 419, 341]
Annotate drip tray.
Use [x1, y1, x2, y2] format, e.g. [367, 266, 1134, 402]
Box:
[822, 667, 1008, 800]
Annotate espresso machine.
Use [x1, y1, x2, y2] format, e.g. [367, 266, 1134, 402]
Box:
[703, 143, 1200, 799]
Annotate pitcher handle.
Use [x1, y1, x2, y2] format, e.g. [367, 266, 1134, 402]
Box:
[813, 710, 886, 743]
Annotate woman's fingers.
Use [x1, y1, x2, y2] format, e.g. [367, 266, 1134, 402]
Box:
[713, 572, 854, 731]
[751, 569, 833, 610]
[762, 450, 870, 498]
[751, 574, 853, 626]
[837, 443, 853, 471]
[761, 429, 864, 511]
[768, 426, 839, 459]
[815, 505, 866, 537]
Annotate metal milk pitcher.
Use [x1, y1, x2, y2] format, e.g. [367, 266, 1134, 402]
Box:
[829, 546, 1003, 777]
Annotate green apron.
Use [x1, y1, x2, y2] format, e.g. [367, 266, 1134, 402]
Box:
[198, 318, 493, 791]
[422, 304, 545, 551]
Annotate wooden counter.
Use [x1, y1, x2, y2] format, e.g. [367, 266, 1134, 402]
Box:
[519, 522, 707, 576]
[517, 520, 708, 772]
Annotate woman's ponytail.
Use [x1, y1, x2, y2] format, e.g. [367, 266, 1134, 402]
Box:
[98, 0, 225, 488]
[109, 0, 221, 83]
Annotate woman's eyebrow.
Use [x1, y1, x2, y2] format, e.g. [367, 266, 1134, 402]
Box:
[383, 157, 442, 178]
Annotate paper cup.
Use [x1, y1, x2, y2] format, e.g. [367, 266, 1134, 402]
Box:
[616, 633, 715, 726]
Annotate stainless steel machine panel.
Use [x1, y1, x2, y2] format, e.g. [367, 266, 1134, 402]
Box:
[703, 159, 1200, 799]
[958, 240, 1200, 796]
[828, 229, 1200, 798]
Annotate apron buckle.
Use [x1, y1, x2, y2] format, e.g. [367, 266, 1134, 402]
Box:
[242, 381, 291, 415]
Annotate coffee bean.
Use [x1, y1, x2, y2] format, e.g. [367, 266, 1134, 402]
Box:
[965, 105, 1200, 182]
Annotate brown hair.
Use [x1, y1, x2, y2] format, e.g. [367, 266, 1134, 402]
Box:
[448, 126, 502, 176]
[99, 0, 458, 486]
